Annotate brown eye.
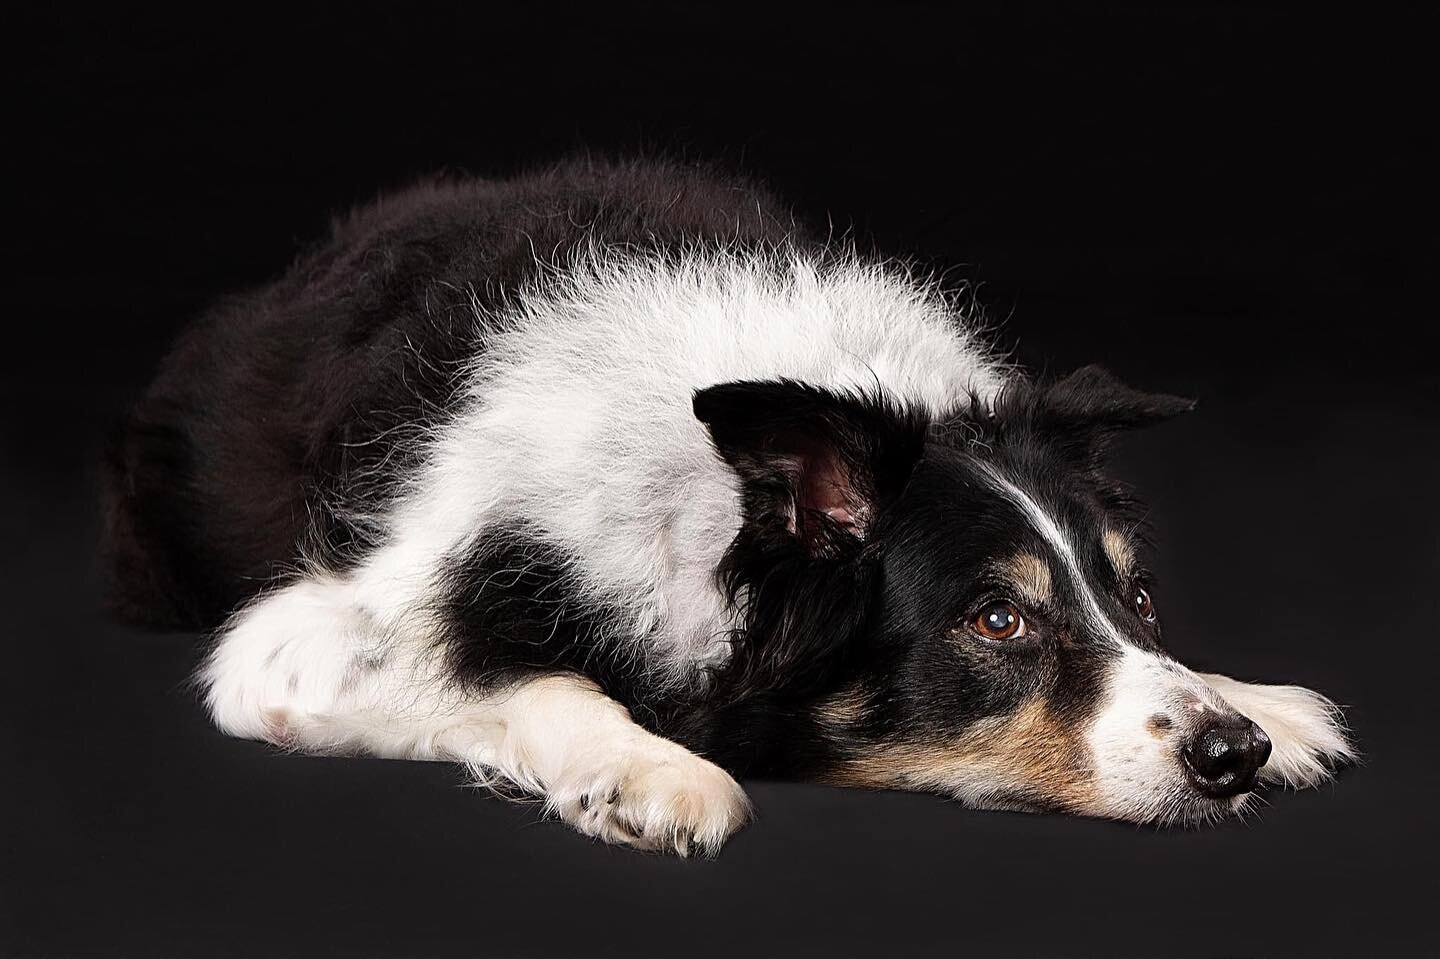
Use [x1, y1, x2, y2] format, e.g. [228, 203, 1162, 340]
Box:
[973, 601, 1026, 641]
[1135, 587, 1156, 623]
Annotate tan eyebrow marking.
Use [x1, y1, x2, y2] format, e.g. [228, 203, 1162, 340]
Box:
[1003, 552, 1054, 607]
[1102, 529, 1135, 577]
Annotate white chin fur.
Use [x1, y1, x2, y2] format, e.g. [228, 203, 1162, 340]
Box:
[1200, 672, 1356, 788]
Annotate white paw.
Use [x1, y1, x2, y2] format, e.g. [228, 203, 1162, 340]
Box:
[1200, 673, 1356, 788]
[546, 738, 751, 856]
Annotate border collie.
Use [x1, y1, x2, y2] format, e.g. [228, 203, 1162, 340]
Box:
[105, 158, 1353, 855]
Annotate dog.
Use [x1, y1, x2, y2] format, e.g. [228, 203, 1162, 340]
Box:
[105, 158, 1353, 855]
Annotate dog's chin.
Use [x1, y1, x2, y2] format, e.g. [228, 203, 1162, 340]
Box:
[1094, 780, 1260, 828]
[957, 776, 1254, 827]
[968, 786, 1256, 826]
[1164, 790, 1256, 828]
[960, 764, 1263, 826]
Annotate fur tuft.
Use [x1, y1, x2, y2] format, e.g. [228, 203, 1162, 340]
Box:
[1200, 673, 1357, 788]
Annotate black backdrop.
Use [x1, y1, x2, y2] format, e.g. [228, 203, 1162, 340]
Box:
[7, 5, 1435, 956]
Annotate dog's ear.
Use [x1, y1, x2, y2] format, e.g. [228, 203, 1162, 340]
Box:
[694, 379, 924, 696]
[693, 379, 926, 557]
[1032, 365, 1195, 468]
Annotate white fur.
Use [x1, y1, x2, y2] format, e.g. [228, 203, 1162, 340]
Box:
[362, 248, 1007, 686]
[1200, 672, 1355, 788]
[201, 248, 1000, 849]
[198, 244, 1349, 845]
[201, 582, 748, 854]
[980, 465, 1133, 649]
[1084, 652, 1351, 824]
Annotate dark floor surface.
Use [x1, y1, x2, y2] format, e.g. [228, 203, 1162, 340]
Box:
[6, 6, 1435, 956]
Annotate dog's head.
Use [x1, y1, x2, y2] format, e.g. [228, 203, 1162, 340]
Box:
[695, 366, 1278, 825]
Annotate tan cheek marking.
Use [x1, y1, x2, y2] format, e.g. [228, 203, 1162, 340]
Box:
[1004, 552, 1054, 607]
[1102, 529, 1135, 578]
[813, 684, 869, 728]
[824, 699, 1099, 812]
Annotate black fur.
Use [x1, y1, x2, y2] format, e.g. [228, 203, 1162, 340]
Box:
[429, 371, 1189, 781]
[107, 158, 1193, 785]
[670, 372, 1191, 777]
[104, 158, 808, 627]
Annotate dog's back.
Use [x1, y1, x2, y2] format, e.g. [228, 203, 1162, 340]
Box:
[103, 159, 802, 628]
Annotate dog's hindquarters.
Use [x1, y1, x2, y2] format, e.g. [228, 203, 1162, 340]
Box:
[103, 159, 806, 631]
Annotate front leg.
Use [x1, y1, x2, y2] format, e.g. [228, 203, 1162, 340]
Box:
[1201, 672, 1356, 787]
[201, 576, 750, 856]
[488, 674, 752, 855]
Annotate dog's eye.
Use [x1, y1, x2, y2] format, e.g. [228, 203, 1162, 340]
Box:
[973, 601, 1026, 641]
[1135, 587, 1156, 623]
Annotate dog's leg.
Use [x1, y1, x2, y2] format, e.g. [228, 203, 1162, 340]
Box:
[200, 574, 750, 855]
[1199, 672, 1355, 787]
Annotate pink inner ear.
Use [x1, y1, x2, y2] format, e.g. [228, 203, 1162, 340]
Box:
[801, 445, 867, 537]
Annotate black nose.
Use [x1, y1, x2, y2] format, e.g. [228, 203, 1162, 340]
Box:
[1181, 717, 1272, 799]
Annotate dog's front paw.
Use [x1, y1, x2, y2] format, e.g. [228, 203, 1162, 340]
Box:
[1201, 673, 1356, 787]
[547, 738, 751, 856]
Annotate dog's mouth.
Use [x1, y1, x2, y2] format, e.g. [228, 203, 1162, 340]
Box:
[1097, 771, 1262, 829]
[1120, 715, 1271, 824]
[1172, 791, 1257, 828]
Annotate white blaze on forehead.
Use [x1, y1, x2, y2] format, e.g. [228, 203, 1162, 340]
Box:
[976, 465, 1128, 648]
[976, 463, 1227, 707]
[972, 465, 1302, 822]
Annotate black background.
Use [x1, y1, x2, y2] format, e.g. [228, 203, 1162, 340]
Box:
[7, 5, 1436, 956]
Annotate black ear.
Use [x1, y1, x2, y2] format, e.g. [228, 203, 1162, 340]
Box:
[693, 379, 926, 557]
[1035, 364, 1195, 466]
